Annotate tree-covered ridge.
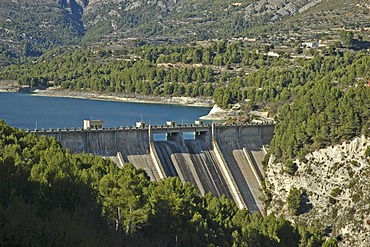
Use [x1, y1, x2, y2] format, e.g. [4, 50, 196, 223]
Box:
[0, 41, 289, 103]
[0, 120, 336, 246]
[0, 121, 121, 245]
[269, 57, 370, 160]
[1, 42, 369, 108]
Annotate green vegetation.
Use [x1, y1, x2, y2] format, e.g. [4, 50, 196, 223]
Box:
[0, 1, 368, 245]
[0, 120, 331, 246]
[284, 160, 298, 175]
[269, 53, 370, 159]
[330, 188, 341, 198]
[287, 187, 302, 216]
[0, 41, 289, 104]
[0, 0, 369, 65]
[322, 237, 338, 247]
[365, 146, 370, 158]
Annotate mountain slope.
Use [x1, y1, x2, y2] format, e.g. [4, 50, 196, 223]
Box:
[0, 0, 84, 57]
[0, 0, 369, 60]
[81, 0, 330, 42]
[250, 0, 370, 43]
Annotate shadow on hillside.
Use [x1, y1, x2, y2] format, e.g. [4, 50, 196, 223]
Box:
[352, 39, 370, 51]
[298, 192, 313, 214]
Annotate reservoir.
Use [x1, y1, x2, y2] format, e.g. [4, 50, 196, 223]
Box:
[0, 92, 211, 130]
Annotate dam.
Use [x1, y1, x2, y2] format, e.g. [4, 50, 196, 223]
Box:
[28, 123, 274, 213]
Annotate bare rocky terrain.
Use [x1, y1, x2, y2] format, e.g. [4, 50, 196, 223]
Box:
[266, 136, 370, 246]
[30, 87, 214, 107]
[0, 81, 21, 92]
[244, 0, 323, 22]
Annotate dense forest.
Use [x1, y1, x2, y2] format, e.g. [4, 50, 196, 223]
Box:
[0, 120, 339, 246]
[0, 41, 289, 104]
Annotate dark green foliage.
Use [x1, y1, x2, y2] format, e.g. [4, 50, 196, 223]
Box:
[0, 120, 325, 246]
[284, 160, 298, 175]
[0, 121, 122, 246]
[339, 31, 354, 47]
[0, 41, 288, 102]
[297, 221, 327, 247]
[365, 146, 370, 158]
[322, 237, 338, 247]
[270, 53, 370, 159]
[287, 187, 302, 216]
[232, 212, 302, 247]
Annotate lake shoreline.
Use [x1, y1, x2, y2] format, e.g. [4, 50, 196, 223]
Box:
[0, 91, 214, 129]
[32, 87, 215, 108]
[0, 82, 232, 121]
[32, 89, 235, 121]
[0, 81, 214, 107]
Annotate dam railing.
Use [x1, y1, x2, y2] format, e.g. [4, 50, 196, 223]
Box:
[24, 121, 275, 134]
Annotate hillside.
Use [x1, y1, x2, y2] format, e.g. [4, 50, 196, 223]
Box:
[1, 0, 369, 63]
[250, 0, 370, 45]
[0, 0, 83, 57]
[81, 0, 322, 42]
[0, 120, 331, 246]
[266, 136, 370, 246]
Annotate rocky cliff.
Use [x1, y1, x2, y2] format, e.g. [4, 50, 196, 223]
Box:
[266, 136, 370, 246]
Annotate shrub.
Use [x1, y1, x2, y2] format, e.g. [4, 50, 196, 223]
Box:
[284, 160, 298, 175]
[365, 146, 370, 158]
[330, 188, 341, 197]
[287, 187, 301, 215]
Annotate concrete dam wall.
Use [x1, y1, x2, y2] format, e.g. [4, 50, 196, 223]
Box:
[30, 123, 274, 213]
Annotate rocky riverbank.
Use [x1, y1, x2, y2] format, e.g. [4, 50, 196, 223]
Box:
[199, 105, 239, 121]
[0, 81, 21, 92]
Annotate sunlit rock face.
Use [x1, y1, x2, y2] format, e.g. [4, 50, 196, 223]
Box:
[266, 136, 370, 246]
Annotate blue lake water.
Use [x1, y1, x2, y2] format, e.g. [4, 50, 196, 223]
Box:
[0, 92, 211, 130]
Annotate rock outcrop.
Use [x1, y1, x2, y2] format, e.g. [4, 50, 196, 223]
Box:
[266, 136, 370, 246]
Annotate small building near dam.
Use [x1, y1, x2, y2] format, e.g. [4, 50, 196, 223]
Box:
[83, 119, 104, 130]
